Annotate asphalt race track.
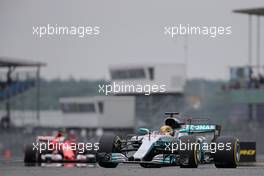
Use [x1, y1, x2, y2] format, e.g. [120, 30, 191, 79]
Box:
[1, 161, 264, 176]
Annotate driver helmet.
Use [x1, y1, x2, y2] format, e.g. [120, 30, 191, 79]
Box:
[165, 118, 183, 129]
[160, 125, 173, 135]
[55, 129, 66, 138]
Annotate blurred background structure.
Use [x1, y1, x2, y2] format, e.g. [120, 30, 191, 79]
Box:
[109, 63, 186, 129]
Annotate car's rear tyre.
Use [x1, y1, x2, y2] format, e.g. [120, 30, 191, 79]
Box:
[24, 143, 37, 165]
[214, 136, 240, 168]
[179, 136, 201, 168]
[97, 133, 121, 168]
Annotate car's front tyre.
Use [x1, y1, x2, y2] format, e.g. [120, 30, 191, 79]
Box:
[179, 136, 201, 168]
[24, 143, 38, 166]
[97, 133, 121, 168]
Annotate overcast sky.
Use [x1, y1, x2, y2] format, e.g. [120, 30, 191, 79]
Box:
[0, 0, 264, 80]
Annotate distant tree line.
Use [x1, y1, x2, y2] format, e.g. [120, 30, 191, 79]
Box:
[0, 78, 228, 117]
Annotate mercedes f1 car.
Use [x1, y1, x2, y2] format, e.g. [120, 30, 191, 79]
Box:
[97, 112, 240, 168]
[24, 131, 96, 165]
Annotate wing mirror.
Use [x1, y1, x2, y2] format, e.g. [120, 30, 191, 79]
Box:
[138, 128, 150, 135]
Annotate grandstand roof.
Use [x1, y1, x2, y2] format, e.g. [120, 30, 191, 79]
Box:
[0, 57, 46, 67]
[233, 7, 264, 16]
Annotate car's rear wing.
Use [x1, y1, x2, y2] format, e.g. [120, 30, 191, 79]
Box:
[183, 117, 221, 136]
[36, 136, 65, 142]
[180, 124, 221, 138]
[37, 136, 54, 141]
[185, 117, 210, 124]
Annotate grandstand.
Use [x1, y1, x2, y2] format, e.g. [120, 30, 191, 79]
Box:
[0, 57, 45, 128]
[222, 8, 264, 123]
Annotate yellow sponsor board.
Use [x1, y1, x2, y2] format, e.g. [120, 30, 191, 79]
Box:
[240, 149, 256, 156]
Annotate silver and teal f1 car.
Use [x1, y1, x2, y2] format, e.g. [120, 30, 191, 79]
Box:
[97, 112, 240, 168]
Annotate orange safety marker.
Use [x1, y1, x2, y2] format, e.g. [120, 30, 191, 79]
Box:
[3, 149, 12, 159]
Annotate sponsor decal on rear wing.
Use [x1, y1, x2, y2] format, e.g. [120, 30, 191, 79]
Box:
[180, 124, 216, 133]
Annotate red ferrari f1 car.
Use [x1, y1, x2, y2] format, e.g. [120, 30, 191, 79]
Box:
[24, 131, 96, 165]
